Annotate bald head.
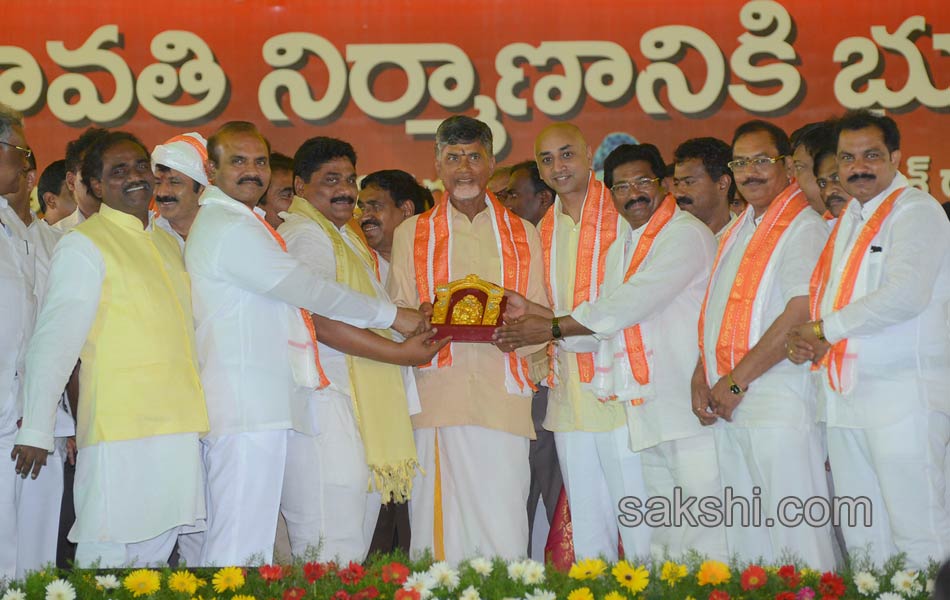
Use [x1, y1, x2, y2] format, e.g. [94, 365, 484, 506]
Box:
[534, 123, 592, 203]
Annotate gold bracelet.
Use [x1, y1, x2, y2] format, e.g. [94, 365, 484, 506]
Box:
[812, 320, 826, 342]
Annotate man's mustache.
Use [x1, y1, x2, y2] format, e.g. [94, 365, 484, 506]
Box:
[675, 196, 694, 206]
[331, 195, 355, 205]
[826, 194, 847, 205]
[123, 180, 151, 194]
[847, 172, 876, 184]
[239, 176, 264, 186]
[155, 195, 178, 204]
[624, 195, 650, 210]
[741, 177, 767, 186]
[361, 218, 381, 229]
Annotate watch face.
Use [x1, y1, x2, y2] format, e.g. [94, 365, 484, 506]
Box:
[730, 384, 742, 395]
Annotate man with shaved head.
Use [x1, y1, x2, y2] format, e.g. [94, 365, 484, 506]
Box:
[500, 123, 649, 561]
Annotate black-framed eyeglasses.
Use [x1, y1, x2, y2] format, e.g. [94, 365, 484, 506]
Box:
[610, 177, 660, 196]
[727, 155, 785, 171]
[0, 140, 32, 159]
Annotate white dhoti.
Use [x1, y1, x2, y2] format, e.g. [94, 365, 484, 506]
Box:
[410, 426, 529, 564]
[1, 430, 65, 579]
[640, 430, 728, 562]
[827, 409, 950, 569]
[201, 429, 287, 566]
[70, 432, 205, 568]
[555, 426, 650, 561]
[714, 424, 836, 569]
[281, 391, 380, 563]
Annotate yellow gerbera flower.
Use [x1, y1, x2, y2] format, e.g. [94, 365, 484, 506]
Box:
[569, 558, 608, 580]
[212, 567, 245, 593]
[661, 561, 688, 586]
[169, 570, 200, 595]
[696, 560, 731, 586]
[604, 591, 627, 600]
[231, 596, 256, 600]
[612, 561, 649, 593]
[123, 569, 161, 597]
[567, 587, 595, 600]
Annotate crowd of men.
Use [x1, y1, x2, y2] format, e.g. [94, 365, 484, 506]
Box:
[1, 101, 948, 577]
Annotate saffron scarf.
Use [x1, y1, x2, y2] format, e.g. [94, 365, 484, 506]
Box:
[698, 182, 809, 377]
[592, 195, 677, 404]
[809, 187, 905, 393]
[412, 192, 535, 396]
[539, 173, 619, 383]
[288, 196, 419, 503]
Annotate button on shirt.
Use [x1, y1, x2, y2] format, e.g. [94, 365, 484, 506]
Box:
[184, 186, 397, 437]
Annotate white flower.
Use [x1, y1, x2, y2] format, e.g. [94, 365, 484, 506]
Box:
[458, 585, 481, 600]
[2, 589, 27, 600]
[507, 560, 527, 582]
[926, 579, 935, 594]
[525, 590, 557, 600]
[95, 574, 121, 590]
[890, 570, 922, 596]
[877, 592, 904, 600]
[428, 561, 460, 591]
[854, 572, 880, 596]
[45, 579, 76, 600]
[469, 557, 493, 577]
[521, 560, 545, 585]
[404, 572, 436, 600]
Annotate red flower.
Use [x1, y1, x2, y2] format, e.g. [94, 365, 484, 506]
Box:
[382, 562, 410, 585]
[710, 590, 731, 600]
[352, 586, 380, 600]
[395, 590, 421, 600]
[776, 593, 797, 600]
[283, 588, 307, 600]
[259, 564, 284, 582]
[332, 591, 351, 600]
[779, 565, 801, 589]
[338, 561, 367, 586]
[818, 573, 846, 599]
[303, 561, 330, 584]
[742, 565, 768, 591]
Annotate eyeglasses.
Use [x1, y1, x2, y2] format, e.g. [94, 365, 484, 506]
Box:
[727, 155, 785, 171]
[610, 177, 660, 196]
[0, 140, 32, 158]
[816, 173, 841, 190]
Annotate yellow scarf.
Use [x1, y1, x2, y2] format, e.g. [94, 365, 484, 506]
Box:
[289, 196, 418, 503]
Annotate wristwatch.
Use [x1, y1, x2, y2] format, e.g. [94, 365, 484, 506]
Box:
[726, 372, 744, 395]
[551, 316, 563, 340]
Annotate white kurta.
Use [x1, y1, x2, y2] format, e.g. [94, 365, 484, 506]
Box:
[15, 226, 205, 547]
[572, 208, 726, 561]
[701, 201, 835, 569]
[818, 173, 950, 568]
[155, 215, 185, 253]
[276, 210, 420, 562]
[51, 207, 84, 232]
[0, 201, 75, 579]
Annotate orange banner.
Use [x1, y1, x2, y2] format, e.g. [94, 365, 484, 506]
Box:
[3, 0, 948, 199]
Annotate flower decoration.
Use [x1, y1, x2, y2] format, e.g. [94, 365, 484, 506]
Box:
[662, 561, 689, 586]
[169, 570, 200, 595]
[567, 587, 595, 600]
[123, 570, 160, 597]
[742, 565, 768, 591]
[382, 562, 410, 585]
[697, 561, 731, 586]
[212, 566, 245, 593]
[613, 561, 649, 594]
[569, 558, 608, 580]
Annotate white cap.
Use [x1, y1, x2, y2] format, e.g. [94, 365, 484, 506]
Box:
[151, 132, 209, 186]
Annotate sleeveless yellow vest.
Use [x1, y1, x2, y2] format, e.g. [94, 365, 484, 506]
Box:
[74, 205, 208, 448]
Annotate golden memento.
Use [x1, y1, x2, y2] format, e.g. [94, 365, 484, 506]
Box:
[430, 274, 507, 342]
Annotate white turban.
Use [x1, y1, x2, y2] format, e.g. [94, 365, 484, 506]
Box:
[151, 132, 209, 186]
